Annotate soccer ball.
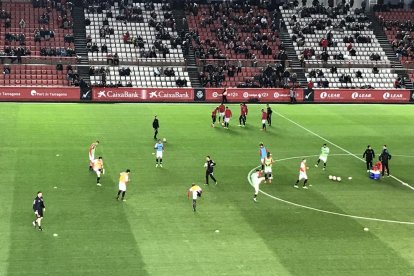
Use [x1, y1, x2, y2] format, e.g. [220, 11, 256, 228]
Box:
[328, 175, 333, 180]
[337, 177, 342, 182]
[332, 176, 337, 181]
[162, 138, 167, 142]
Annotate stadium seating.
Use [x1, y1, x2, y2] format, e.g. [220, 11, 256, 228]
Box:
[89, 66, 190, 88]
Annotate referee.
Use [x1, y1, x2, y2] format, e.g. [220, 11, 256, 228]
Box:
[32, 191, 45, 231]
[204, 156, 218, 185]
[152, 115, 159, 140]
[379, 145, 392, 177]
[363, 145, 375, 172]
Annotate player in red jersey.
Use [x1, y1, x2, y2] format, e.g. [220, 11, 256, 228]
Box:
[218, 103, 225, 123]
[260, 109, 267, 131]
[88, 140, 99, 171]
[238, 103, 248, 127]
[211, 107, 218, 127]
[224, 106, 232, 129]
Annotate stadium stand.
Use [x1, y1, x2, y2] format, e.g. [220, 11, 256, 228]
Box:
[280, 2, 407, 89]
[84, 1, 190, 87]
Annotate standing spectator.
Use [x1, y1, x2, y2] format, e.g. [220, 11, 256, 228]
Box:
[379, 145, 392, 177]
[237, 60, 242, 74]
[290, 87, 297, 104]
[363, 145, 375, 172]
[19, 18, 26, 28]
[321, 38, 328, 52]
[152, 115, 159, 140]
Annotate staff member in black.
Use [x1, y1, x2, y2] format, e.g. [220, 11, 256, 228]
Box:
[32, 191, 45, 231]
[152, 115, 159, 140]
[221, 88, 228, 104]
[266, 104, 273, 126]
[204, 156, 217, 185]
[363, 145, 375, 172]
[379, 145, 392, 177]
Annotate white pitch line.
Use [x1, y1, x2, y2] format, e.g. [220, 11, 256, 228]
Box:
[274, 111, 414, 191]
[247, 166, 414, 225]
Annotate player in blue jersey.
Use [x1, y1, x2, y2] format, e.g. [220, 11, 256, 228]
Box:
[259, 143, 268, 170]
[154, 139, 164, 167]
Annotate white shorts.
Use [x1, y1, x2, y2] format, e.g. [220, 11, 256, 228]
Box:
[298, 172, 308, 180]
[89, 152, 94, 162]
[264, 167, 272, 174]
[94, 169, 101, 177]
[319, 155, 327, 163]
[253, 176, 265, 194]
[156, 151, 163, 158]
[119, 182, 126, 191]
[224, 117, 230, 123]
[219, 112, 225, 117]
[262, 119, 266, 124]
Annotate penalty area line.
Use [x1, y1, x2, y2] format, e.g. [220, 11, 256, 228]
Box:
[274, 111, 414, 191]
[247, 166, 414, 225]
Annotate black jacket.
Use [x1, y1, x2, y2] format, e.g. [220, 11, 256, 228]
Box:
[363, 148, 375, 160]
[379, 150, 392, 163]
[152, 118, 159, 129]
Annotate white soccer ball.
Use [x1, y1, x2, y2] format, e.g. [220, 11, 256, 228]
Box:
[363, 227, 369, 232]
[348, 177, 352, 180]
[162, 138, 167, 142]
[332, 176, 337, 181]
[337, 177, 341, 182]
[329, 175, 333, 180]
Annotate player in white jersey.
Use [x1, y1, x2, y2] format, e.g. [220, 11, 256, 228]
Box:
[294, 159, 310, 189]
[88, 140, 99, 170]
[251, 169, 266, 202]
[315, 144, 330, 170]
[187, 183, 202, 212]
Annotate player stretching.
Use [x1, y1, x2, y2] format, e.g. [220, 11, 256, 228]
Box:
[211, 106, 218, 127]
[218, 103, 225, 123]
[238, 103, 248, 127]
[252, 169, 266, 202]
[295, 159, 309, 189]
[187, 183, 202, 212]
[264, 152, 274, 183]
[154, 139, 164, 167]
[32, 191, 45, 231]
[260, 109, 267, 131]
[93, 156, 104, 186]
[204, 156, 217, 185]
[88, 140, 99, 171]
[259, 143, 268, 170]
[116, 169, 130, 201]
[224, 106, 232, 129]
[315, 144, 330, 170]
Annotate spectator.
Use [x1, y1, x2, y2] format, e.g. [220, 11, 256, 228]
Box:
[113, 53, 119, 65]
[19, 18, 26, 29]
[101, 44, 108, 53]
[3, 66, 11, 75]
[372, 67, 379, 74]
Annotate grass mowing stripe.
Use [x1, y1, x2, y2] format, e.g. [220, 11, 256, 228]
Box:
[274, 111, 414, 191]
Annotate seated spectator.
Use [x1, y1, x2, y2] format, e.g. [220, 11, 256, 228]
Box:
[176, 77, 187, 87]
[164, 67, 175, 77]
[153, 67, 161, 77]
[19, 18, 26, 29]
[113, 53, 119, 65]
[355, 70, 362, 78]
[91, 43, 99, 52]
[372, 67, 379, 74]
[56, 63, 63, 71]
[101, 44, 108, 53]
[330, 66, 337, 73]
[3, 66, 11, 75]
[123, 31, 130, 43]
[349, 48, 356, 56]
[5, 18, 11, 28]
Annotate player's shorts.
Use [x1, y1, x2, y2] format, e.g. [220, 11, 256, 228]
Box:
[224, 117, 230, 123]
[264, 167, 272, 174]
[35, 210, 43, 218]
[94, 168, 101, 177]
[298, 172, 308, 180]
[262, 119, 266, 124]
[156, 151, 163, 158]
[219, 112, 225, 117]
[319, 155, 328, 163]
[119, 182, 127, 192]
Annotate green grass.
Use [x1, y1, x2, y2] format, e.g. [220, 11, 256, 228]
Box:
[0, 103, 413, 276]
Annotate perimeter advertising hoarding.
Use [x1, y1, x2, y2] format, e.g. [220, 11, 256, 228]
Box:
[0, 87, 80, 101]
[92, 87, 194, 102]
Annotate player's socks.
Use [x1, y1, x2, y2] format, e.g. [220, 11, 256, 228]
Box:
[38, 226, 43, 231]
[97, 177, 100, 183]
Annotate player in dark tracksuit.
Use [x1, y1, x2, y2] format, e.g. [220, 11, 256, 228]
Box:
[379, 145, 392, 176]
[363, 145, 375, 172]
[266, 104, 272, 126]
[152, 116, 159, 140]
[204, 156, 217, 185]
[32, 191, 45, 231]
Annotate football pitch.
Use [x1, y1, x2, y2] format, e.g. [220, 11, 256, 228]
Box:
[0, 103, 413, 276]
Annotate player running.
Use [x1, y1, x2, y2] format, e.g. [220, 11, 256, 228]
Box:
[218, 103, 225, 123]
[93, 156, 104, 186]
[259, 143, 268, 170]
[154, 139, 164, 167]
[187, 183, 202, 212]
[211, 106, 218, 127]
[116, 169, 131, 201]
[238, 103, 248, 127]
[32, 191, 45, 231]
[88, 140, 99, 171]
[260, 109, 267, 131]
[315, 144, 330, 170]
[264, 152, 274, 183]
[295, 159, 310, 189]
[223, 106, 232, 129]
[252, 169, 266, 202]
[204, 156, 218, 185]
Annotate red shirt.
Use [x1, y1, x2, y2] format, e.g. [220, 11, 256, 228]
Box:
[218, 104, 225, 113]
[240, 105, 248, 116]
[307, 81, 314, 89]
[224, 109, 232, 118]
[261, 111, 267, 120]
[321, 39, 328, 48]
